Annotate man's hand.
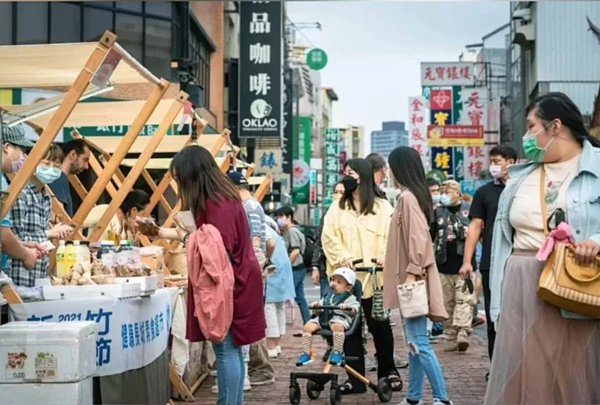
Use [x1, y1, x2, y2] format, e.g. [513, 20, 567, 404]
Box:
[48, 223, 73, 240]
[342, 259, 355, 269]
[459, 263, 474, 280]
[22, 242, 49, 258]
[309, 301, 319, 308]
[311, 268, 320, 286]
[22, 247, 39, 270]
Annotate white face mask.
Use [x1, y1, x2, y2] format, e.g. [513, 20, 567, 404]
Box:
[489, 165, 505, 179]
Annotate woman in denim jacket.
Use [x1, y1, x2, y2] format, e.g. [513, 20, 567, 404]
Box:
[485, 93, 600, 404]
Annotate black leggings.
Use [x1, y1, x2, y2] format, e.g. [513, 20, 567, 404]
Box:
[343, 297, 398, 392]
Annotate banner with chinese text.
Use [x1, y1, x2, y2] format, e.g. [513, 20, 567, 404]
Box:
[239, 2, 283, 138]
[421, 62, 476, 87]
[255, 149, 282, 175]
[292, 117, 311, 204]
[11, 289, 175, 377]
[427, 125, 484, 147]
[464, 145, 490, 180]
[408, 96, 430, 171]
[324, 128, 340, 207]
[431, 147, 454, 177]
[460, 179, 490, 198]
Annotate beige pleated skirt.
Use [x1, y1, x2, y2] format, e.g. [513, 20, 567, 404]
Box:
[484, 251, 600, 405]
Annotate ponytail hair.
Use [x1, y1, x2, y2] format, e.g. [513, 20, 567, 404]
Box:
[525, 92, 600, 148]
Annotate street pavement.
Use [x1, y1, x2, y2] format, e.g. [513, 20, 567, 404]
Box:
[189, 277, 491, 405]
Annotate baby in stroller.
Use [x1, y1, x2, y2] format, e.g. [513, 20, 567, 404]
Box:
[297, 268, 360, 367]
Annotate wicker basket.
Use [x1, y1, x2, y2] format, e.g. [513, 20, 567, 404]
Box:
[168, 248, 188, 275]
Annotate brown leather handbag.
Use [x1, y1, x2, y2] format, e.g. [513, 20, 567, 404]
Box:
[536, 167, 600, 318]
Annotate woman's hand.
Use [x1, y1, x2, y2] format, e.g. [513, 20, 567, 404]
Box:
[376, 256, 385, 266]
[574, 239, 600, 266]
[342, 259, 355, 269]
[405, 273, 417, 284]
[48, 223, 73, 240]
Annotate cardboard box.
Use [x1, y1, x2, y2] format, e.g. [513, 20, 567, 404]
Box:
[0, 322, 96, 383]
[0, 377, 93, 404]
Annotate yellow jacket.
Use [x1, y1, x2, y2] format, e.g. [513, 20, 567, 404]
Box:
[322, 198, 393, 299]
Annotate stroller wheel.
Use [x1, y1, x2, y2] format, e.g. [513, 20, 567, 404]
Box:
[306, 380, 322, 399]
[289, 382, 301, 405]
[330, 386, 342, 405]
[376, 377, 395, 403]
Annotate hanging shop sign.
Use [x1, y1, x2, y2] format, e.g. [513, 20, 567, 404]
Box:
[239, 1, 283, 138]
[306, 48, 328, 71]
[408, 96, 430, 171]
[324, 128, 340, 207]
[255, 148, 282, 175]
[464, 145, 490, 180]
[421, 62, 476, 87]
[282, 67, 293, 175]
[292, 116, 311, 204]
[431, 147, 454, 177]
[427, 125, 484, 147]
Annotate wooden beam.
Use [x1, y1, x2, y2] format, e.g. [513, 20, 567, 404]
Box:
[142, 170, 172, 215]
[70, 78, 170, 235]
[2, 32, 117, 218]
[219, 155, 231, 173]
[89, 92, 188, 242]
[168, 362, 194, 402]
[253, 174, 272, 203]
[245, 164, 255, 178]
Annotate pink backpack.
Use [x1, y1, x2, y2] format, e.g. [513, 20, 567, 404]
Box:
[186, 224, 234, 343]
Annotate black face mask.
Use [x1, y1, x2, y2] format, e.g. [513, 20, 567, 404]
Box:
[342, 175, 358, 194]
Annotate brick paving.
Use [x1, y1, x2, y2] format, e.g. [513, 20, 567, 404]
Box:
[189, 311, 490, 405]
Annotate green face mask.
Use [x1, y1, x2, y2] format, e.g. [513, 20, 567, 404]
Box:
[522, 127, 554, 163]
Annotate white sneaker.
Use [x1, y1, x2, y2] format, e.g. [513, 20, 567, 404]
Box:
[276, 345, 282, 355]
[400, 399, 423, 405]
[268, 348, 279, 358]
[432, 400, 452, 405]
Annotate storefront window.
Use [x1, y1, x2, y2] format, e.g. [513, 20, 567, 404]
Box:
[116, 13, 144, 62]
[16, 3, 48, 44]
[51, 3, 82, 43]
[0, 3, 12, 45]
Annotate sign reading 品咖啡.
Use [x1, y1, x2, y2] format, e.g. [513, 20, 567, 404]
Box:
[239, 2, 283, 139]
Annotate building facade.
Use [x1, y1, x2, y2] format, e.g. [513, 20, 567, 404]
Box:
[340, 125, 365, 161]
[370, 121, 409, 159]
[508, 1, 600, 150]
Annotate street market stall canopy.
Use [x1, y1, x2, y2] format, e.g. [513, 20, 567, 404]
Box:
[2, 99, 192, 132]
[119, 157, 252, 171]
[0, 42, 152, 88]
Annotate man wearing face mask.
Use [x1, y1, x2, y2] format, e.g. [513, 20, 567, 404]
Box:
[0, 125, 42, 279]
[432, 180, 476, 352]
[459, 145, 517, 365]
[7, 143, 72, 287]
[428, 178, 442, 210]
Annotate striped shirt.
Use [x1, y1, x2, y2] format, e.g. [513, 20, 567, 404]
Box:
[6, 182, 51, 287]
[242, 197, 266, 251]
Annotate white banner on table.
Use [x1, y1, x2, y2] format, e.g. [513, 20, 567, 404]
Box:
[10, 288, 175, 376]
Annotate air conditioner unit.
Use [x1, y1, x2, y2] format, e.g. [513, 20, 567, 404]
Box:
[512, 8, 535, 46]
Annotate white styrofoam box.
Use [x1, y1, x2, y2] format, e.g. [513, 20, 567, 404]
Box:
[114, 275, 157, 296]
[0, 377, 93, 405]
[42, 283, 141, 301]
[0, 322, 96, 383]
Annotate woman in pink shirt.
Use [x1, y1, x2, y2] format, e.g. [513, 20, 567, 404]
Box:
[171, 145, 265, 405]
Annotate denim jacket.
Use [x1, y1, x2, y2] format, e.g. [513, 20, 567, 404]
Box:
[490, 141, 600, 322]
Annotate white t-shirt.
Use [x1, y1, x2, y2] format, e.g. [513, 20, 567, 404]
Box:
[510, 154, 580, 251]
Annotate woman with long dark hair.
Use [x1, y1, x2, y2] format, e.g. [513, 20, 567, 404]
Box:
[170, 145, 265, 405]
[384, 147, 451, 405]
[485, 93, 600, 403]
[322, 158, 401, 394]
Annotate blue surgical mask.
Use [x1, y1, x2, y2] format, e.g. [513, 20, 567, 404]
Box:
[35, 166, 61, 184]
[440, 194, 452, 207]
[432, 193, 441, 204]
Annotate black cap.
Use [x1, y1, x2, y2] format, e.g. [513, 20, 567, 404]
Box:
[227, 171, 248, 186]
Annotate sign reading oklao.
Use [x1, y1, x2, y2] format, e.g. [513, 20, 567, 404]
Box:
[239, 2, 283, 138]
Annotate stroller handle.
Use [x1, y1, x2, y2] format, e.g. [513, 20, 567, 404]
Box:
[352, 259, 383, 272]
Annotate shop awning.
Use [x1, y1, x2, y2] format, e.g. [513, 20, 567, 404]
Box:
[0, 42, 150, 88]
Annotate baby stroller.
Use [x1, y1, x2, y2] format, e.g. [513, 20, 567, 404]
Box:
[288, 260, 400, 405]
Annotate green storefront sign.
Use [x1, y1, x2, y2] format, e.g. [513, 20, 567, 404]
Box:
[324, 128, 340, 207]
[292, 116, 311, 204]
[62, 124, 172, 141]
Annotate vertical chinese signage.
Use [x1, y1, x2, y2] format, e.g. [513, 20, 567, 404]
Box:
[292, 117, 311, 204]
[309, 170, 317, 205]
[255, 149, 282, 175]
[239, 2, 282, 138]
[408, 97, 430, 171]
[459, 88, 490, 180]
[324, 128, 340, 207]
[282, 67, 293, 176]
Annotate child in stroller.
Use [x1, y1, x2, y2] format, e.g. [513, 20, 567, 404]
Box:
[297, 268, 360, 366]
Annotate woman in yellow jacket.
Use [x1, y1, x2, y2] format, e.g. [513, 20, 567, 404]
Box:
[322, 158, 400, 394]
